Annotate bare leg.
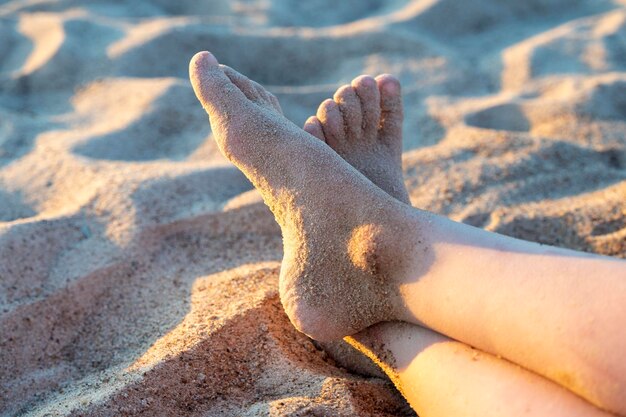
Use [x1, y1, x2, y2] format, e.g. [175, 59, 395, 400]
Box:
[348, 322, 616, 417]
[305, 76, 626, 415]
[189, 52, 626, 414]
[302, 73, 411, 377]
[395, 217, 626, 413]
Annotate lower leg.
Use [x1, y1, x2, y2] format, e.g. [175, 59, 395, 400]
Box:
[396, 215, 626, 413]
[303, 73, 413, 378]
[303, 75, 626, 414]
[347, 322, 616, 417]
[189, 52, 626, 414]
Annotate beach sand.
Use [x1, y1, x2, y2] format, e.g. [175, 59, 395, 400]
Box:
[1, 0, 626, 415]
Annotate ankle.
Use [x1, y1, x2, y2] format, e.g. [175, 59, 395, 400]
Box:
[360, 205, 437, 321]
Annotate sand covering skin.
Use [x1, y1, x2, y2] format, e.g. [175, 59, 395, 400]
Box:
[1, 0, 626, 415]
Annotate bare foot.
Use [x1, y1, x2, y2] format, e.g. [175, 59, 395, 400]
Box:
[304, 76, 411, 375]
[189, 51, 423, 341]
[304, 74, 409, 205]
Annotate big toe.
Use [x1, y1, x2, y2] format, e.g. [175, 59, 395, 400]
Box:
[189, 51, 250, 116]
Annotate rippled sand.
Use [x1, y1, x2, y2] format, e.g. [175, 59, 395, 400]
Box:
[1, 0, 625, 415]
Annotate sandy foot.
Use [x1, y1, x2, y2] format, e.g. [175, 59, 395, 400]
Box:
[304, 74, 410, 204]
[303, 74, 413, 375]
[189, 51, 421, 341]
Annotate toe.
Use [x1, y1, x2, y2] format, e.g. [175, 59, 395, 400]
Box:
[189, 51, 251, 115]
[376, 74, 403, 143]
[251, 79, 283, 113]
[304, 116, 326, 142]
[258, 84, 282, 113]
[317, 98, 345, 147]
[221, 64, 263, 103]
[221, 65, 283, 113]
[352, 75, 381, 137]
[268, 92, 282, 113]
[333, 85, 363, 140]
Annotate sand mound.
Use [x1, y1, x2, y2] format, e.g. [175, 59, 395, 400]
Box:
[1, 0, 625, 416]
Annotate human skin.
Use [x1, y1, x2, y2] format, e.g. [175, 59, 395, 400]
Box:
[305, 75, 619, 417]
[349, 322, 616, 417]
[189, 51, 626, 415]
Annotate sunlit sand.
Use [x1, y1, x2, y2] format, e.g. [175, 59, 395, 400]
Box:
[1, 0, 625, 415]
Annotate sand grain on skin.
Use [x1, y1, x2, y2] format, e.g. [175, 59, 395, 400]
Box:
[1, 0, 626, 415]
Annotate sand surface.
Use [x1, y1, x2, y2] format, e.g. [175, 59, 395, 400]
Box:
[1, 0, 626, 415]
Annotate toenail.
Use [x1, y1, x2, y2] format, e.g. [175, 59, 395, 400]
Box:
[322, 99, 337, 110]
[382, 80, 400, 95]
[335, 85, 353, 98]
[354, 75, 376, 87]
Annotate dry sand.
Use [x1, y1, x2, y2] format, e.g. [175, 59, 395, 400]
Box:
[1, 0, 626, 415]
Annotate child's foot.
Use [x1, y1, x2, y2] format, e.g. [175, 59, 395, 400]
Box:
[304, 77, 411, 375]
[303, 75, 410, 205]
[189, 52, 423, 341]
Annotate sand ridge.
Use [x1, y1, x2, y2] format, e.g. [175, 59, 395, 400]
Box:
[1, 0, 625, 415]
